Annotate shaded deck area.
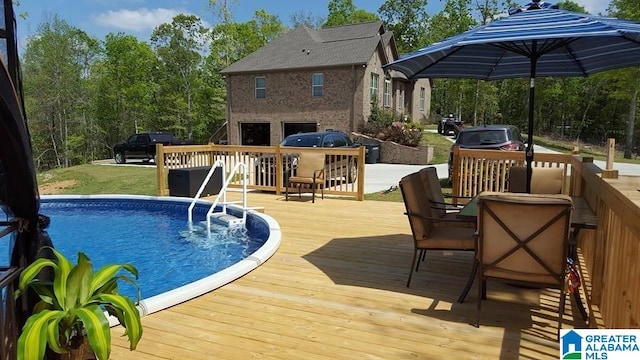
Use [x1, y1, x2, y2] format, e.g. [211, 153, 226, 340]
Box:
[110, 192, 590, 359]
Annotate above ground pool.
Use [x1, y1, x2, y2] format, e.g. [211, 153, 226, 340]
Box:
[32, 195, 281, 318]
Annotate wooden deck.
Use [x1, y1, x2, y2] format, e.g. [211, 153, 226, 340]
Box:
[110, 191, 588, 359]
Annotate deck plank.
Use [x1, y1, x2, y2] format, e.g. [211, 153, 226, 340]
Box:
[110, 192, 586, 359]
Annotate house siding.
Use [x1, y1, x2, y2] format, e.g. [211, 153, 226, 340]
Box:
[226, 62, 381, 145]
[222, 22, 431, 146]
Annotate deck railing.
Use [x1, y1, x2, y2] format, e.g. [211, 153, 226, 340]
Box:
[451, 147, 578, 197]
[155, 144, 366, 200]
[452, 146, 640, 328]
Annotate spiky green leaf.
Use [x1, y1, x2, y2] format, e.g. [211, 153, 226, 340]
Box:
[73, 306, 110, 360]
[17, 310, 63, 360]
[91, 263, 138, 295]
[66, 252, 93, 306]
[51, 248, 73, 309]
[98, 294, 142, 350]
[17, 258, 56, 295]
[45, 316, 66, 354]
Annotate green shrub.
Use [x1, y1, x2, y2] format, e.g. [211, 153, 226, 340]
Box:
[361, 103, 423, 147]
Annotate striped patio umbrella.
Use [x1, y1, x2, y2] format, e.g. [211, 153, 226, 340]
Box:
[384, 0, 640, 192]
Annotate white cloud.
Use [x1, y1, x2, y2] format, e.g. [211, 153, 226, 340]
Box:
[93, 8, 183, 32]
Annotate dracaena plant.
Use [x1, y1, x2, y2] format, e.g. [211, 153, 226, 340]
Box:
[15, 248, 143, 360]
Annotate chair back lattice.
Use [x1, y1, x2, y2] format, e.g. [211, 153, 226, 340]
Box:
[477, 192, 572, 285]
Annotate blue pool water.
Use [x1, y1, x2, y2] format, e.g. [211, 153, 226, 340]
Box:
[31, 196, 270, 302]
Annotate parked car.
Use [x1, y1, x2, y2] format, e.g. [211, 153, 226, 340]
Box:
[438, 114, 463, 135]
[113, 131, 192, 164]
[448, 125, 525, 178]
[255, 130, 360, 185]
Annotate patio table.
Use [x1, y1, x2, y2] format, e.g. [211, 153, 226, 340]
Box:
[456, 194, 597, 322]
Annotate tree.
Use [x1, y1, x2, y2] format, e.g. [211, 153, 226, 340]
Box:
[150, 14, 207, 140]
[608, 0, 640, 157]
[290, 11, 325, 29]
[93, 33, 157, 150]
[378, 0, 429, 53]
[22, 15, 100, 170]
[425, 0, 477, 122]
[325, 0, 378, 27]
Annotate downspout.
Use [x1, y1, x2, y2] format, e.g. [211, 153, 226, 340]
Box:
[352, 64, 357, 133]
[225, 75, 232, 144]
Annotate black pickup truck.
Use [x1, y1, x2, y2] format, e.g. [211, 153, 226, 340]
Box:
[113, 132, 191, 164]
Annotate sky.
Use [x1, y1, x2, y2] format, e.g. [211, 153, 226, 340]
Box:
[14, 0, 611, 49]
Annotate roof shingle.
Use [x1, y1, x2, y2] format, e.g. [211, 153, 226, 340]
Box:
[221, 21, 389, 74]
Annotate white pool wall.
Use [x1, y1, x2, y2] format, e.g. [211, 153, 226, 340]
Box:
[40, 194, 282, 326]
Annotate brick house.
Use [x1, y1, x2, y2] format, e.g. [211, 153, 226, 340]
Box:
[220, 21, 431, 145]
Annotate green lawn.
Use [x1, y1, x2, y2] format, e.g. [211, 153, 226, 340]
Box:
[38, 131, 639, 202]
[38, 164, 157, 195]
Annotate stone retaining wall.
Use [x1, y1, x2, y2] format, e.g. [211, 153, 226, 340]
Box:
[352, 133, 434, 165]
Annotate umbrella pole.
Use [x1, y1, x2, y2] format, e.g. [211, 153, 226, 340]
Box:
[526, 47, 538, 194]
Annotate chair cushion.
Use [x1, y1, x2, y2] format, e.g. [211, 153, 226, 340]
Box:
[416, 226, 475, 250]
[288, 176, 324, 185]
[434, 213, 475, 228]
[509, 166, 564, 194]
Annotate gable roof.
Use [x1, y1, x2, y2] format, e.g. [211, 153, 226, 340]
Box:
[221, 21, 392, 74]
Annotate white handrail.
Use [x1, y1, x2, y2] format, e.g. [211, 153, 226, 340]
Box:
[206, 162, 248, 233]
[187, 160, 226, 224]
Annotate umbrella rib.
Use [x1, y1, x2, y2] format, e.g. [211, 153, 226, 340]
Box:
[491, 42, 531, 58]
[551, 38, 589, 76]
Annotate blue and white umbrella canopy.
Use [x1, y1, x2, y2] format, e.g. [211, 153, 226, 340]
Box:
[385, 8, 640, 80]
[385, 2, 640, 192]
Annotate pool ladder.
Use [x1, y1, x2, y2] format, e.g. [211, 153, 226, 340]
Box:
[187, 160, 257, 232]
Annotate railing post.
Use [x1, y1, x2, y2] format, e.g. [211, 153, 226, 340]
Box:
[602, 138, 619, 179]
[156, 144, 167, 196]
[207, 143, 215, 166]
[452, 147, 461, 198]
[357, 146, 365, 201]
[275, 145, 282, 195]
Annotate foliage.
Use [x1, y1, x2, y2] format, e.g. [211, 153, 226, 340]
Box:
[361, 103, 423, 146]
[15, 248, 142, 360]
[325, 0, 378, 26]
[20, 0, 640, 174]
[22, 16, 100, 170]
[379, 0, 430, 53]
[290, 11, 325, 29]
[92, 34, 157, 150]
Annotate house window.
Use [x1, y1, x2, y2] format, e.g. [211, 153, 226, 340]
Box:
[370, 73, 379, 103]
[255, 77, 266, 99]
[312, 73, 323, 97]
[383, 79, 391, 107]
[419, 87, 425, 111]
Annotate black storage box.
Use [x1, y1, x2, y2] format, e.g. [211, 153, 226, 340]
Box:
[168, 166, 223, 197]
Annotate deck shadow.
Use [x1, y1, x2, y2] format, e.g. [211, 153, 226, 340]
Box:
[302, 233, 584, 357]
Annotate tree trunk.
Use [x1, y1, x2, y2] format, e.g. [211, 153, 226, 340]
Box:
[624, 87, 638, 159]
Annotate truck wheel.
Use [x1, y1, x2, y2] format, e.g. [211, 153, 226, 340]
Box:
[114, 152, 126, 164]
[347, 159, 358, 183]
